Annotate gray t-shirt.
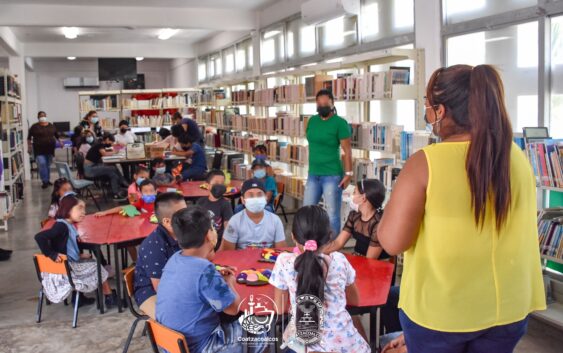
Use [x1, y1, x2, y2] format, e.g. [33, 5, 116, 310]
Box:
[223, 210, 285, 249]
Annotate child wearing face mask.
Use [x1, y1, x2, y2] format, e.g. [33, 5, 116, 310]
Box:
[78, 130, 96, 156]
[196, 170, 234, 251]
[234, 159, 277, 214]
[221, 179, 286, 251]
[156, 206, 266, 353]
[95, 179, 158, 217]
[151, 157, 174, 186]
[323, 179, 388, 260]
[48, 178, 75, 218]
[127, 165, 150, 204]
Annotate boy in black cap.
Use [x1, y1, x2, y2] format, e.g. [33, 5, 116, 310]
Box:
[221, 178, 286, 250]
[234, 159, 278, 214]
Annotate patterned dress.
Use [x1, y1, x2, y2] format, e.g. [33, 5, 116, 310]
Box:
[269, 252, 370, 353]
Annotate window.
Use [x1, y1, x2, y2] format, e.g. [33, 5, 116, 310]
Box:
[198, 60, 206, 82]
[443, 0, 537, 24]
[223, 47, 235, 74]
[446, 21, 539, 131]
[261, 26, 285, 66]
[236, 38, 253, 73]
[287, 17, 317, 60]
[317, 16, 358, 53]
[361, 0, 414, 43]
[551, 16, 563, 137]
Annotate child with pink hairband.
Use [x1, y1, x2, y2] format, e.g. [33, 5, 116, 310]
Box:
[269, 205, 370, 353]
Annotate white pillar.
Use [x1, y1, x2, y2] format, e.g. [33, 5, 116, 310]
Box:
[415, 0, 443, 82]
[9, 56, 31, 180]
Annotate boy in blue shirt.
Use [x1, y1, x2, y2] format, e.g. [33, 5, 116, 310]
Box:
[157, 206, 264, 353]
[234, 159, 277, 214]
[172, 134, 207, 181]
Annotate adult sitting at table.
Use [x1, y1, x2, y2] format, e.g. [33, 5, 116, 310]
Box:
[221, 179, 286, 250]
[234, 159, 277, 214]
[114, 120, 137, 146]
[171, 134, 207, 181]
[84, 133, 128, 200]
[133, 192, 187, 319]
[323, 179, 389, 259]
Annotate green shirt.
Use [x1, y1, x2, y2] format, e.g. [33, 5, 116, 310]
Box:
[306, 114, 351, 176]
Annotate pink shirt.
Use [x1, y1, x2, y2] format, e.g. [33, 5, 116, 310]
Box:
[128, 183, 141, 201]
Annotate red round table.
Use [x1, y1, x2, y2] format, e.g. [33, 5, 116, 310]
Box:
[157, 180, 243, 199]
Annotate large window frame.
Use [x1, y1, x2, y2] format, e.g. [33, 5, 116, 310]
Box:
[441, 0, 563, 133]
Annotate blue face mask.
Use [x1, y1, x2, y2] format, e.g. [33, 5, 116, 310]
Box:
[86, 136, 94, 144]
[155, 167, 166, 175]
[253, 169, 266, 179]
[255, 154, 267, 161]
[245, 196, 267, 213]
[136, 177, 146, 186]
[91, 117, 99, 124]
[142, 194, 156, 204]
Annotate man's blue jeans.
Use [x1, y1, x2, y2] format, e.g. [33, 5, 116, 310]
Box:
[36, 154, 53, 184]
[303, 174, 342, 236]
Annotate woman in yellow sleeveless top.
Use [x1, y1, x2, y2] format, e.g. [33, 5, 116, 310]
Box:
[378, 65, 545, 353]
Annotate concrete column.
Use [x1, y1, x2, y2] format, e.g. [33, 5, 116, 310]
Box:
[415, 0, 443, 82]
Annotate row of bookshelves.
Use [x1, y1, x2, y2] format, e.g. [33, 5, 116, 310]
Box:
[80, 95, 118, 112]
[526, 140, 563, 188]
[538, 208, 563, 261]
[0, 101, 22, 125]
[0, 70, 21, 99]
[2, 129, 24, 152]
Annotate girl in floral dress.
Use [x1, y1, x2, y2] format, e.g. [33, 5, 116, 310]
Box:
[269, 205, 370, 353]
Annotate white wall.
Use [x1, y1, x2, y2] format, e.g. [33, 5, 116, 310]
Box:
[0, 58, 7, 68]
[27, 58, 172, 126]
[169, 58, 198, 88]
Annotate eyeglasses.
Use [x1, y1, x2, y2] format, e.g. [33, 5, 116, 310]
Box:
[423, 96, 439, 110]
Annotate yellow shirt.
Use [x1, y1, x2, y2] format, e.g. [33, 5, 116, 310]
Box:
[399, 141, 546, 332]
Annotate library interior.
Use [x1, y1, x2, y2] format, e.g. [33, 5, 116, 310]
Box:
[1, 1, 563, 353]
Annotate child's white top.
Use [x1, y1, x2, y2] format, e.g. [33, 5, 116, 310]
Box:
[269, 251, 370, 353]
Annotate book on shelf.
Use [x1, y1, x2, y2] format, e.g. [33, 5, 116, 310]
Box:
[80, 95, 118, 112]
[123, 97, 162, 110]
[526, 139, 563, 188]
[389, 67, 411, 85]
[276, 174, 307, 199]
[99, 117, 116, 130]
[306, 75, 333, 99]
[350, 123, 404, 152]
[1, 101, 22, 124]
[161, 95, 188, 109]
[128, 113, 173, 128]
[537, 208, 563, 260]
[399, 131, 437, 161]
[0, 74, 21, 98]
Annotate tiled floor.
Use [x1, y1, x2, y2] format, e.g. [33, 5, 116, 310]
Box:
[0, 176, 562, 353]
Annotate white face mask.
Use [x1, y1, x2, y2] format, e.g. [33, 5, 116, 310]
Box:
[348, 196, 360, 212]
[245, 196, 267, 213]
[39, 117, 48, 123]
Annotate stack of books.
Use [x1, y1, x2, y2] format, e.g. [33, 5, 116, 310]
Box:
[99, 117, 115, 130]
[80, 96, 118, 111]
[350, 123, 404, 152]
[0, 102, 22, 123]
[526, 140, 563, 188]
[0, 73, 21, 98]
[129, 115, 164, 128]
[162, 95, 187, 109]
[537, 208, 563, 260]
[276, 174, 307, 199]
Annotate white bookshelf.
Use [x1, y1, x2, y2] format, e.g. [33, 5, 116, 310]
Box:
[0, 68, 24, 230]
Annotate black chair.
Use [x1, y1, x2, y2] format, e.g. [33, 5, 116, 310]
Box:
[211, 150, 224, 170]
[274, 181, 289, 223]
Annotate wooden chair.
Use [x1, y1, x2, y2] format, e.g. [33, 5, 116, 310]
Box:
[33, 254, 97, 328]
[122, 267, 150, 353]
[146, 319, 190, 353]
[274, 181, 288, 223]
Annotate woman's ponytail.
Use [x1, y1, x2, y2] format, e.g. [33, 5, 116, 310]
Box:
[466, 65, 513, 230]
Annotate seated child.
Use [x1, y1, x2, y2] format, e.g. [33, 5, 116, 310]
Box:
[269, 205, 370, 353]
[234, 159, 277, 214]
[134, 192, 187, 319]
[157, 206, 266, 353]
[323, 179, 389, 259]
[221, 179, 286, 250]
[151, 157, 174, 186]
[128, 165, 150, 204]
[48, 178, 74, 218]
[252, 144, 274, 176]
[195, 170, 233, 251]
[95, 179, 157, 217]
[35, 195, 117, 307]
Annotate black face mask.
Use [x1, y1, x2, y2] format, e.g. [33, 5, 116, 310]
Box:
[210, 184, 227, 199]
[120, 128, 128, 134]
[317, 105, 333, 118]
[104, 143, 112, 148]
[182, 145, 190, 151]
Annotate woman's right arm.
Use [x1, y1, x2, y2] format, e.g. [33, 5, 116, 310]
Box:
[323, 230, 352, 254]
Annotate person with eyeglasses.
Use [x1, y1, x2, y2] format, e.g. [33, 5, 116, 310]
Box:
[378, 65, 546, 353]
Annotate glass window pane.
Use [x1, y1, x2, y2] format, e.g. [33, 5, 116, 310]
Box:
[287, 18, 317, 61]
[223, 47, 235, 74]
[443, 0, 537, 24]
[446, 21, 539, 132]
[317, 16, 358, 53]
[198, 61, 206, 82]
[261, 26, 285, 67]
[236, 47, 246, 71]
[361, 0, 414, 43]
[551, 16, 563, 137]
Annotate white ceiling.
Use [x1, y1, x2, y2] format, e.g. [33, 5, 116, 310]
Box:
[11, 27, 214, 44]
[0, 0, 277, 10]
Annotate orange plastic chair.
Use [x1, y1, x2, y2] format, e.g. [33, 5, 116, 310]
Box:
[33, 254, 90, 328]
[122, 267, 149, 353]
[274, 181, 288, 223]
[146, 319, 190, 353]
